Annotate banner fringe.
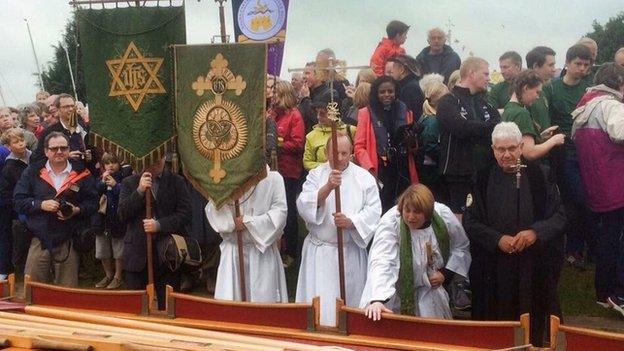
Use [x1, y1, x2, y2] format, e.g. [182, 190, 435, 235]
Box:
[89, 133, 176, 171]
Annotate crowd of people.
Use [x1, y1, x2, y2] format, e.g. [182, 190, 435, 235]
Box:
[1, 19, 623, 347]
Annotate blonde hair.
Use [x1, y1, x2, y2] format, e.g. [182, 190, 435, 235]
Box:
[397, 184, 435, 221]
[422, 80, 449, 115]
[419, 73, 444, 92]
[355, 68, 376, 86]
[460, 57, 489, 79]
[353, 82, 371, 109]
[1, 127, 25, 145]
[447, 70, 461, 90]
[273, 80, 297, 109]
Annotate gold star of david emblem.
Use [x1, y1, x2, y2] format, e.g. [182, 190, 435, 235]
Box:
[106, 41, 166, 111]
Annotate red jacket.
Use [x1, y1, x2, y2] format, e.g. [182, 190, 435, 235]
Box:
[370, 38, 406, 76]
[354, 107, 418, 183]
[274, 107, 305, 179]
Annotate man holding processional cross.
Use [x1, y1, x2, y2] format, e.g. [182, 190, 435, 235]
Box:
[293, 57, 382, 327]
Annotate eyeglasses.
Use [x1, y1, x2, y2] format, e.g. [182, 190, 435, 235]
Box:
[47, 146, 69, 152]
[493, 145, 520, 154]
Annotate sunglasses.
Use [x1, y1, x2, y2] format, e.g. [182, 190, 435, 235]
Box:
[47, 146, 70, 152]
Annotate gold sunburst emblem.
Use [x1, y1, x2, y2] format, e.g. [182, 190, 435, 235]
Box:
[193, 100, 248, 183]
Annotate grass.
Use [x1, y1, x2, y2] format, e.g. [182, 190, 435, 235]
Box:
[559, 263, 611, 317]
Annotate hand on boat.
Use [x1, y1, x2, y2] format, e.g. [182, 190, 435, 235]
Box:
[365, 301, 393, 321]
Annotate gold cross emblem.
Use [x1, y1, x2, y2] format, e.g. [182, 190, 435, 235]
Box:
[192, 53, 246, 105]
[106, 41, 166, 111]
[192, 53, 248, 184]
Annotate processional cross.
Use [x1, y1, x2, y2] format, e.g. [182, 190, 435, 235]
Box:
[288, 58, 369, 303]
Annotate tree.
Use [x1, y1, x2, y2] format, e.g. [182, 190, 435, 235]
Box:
[41, 14, 87, 102]
[586, 12, 624, 64]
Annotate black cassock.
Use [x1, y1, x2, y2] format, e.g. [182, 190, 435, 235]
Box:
[464, 161, 566, 346]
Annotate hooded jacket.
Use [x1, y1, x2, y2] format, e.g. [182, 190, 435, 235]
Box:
[571, 84, 624, 212]
[415, 45, 461, 83]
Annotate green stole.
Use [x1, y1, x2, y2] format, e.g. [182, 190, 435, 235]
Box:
[398, 211, 449, 315]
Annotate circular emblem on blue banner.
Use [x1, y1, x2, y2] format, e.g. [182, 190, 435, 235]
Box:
[237, 0, 286, 41]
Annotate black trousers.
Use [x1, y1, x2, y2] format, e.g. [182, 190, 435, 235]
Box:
[124, 265, 181, 310]
[283, 177, 301, 258]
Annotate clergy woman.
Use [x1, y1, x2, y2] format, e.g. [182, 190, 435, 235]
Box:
[296, 132, 381, 327]
[464, 122, 566, 347]
[360, 183, 471, 320]
[205, 166, 288, 302]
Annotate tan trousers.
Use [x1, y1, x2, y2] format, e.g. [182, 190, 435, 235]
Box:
[24, 237, 78, 287]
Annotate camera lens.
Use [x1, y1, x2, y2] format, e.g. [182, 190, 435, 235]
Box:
[59, 200, 73, 217]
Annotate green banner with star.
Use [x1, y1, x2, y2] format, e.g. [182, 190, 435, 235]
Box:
[76, 5, 186, 170]
[174, 43, 267, 208]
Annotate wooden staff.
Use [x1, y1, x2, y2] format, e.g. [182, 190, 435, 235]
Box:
[234, 200, 247, 301]
[330, 120, 346, 303]
[145, 187, 154, 286]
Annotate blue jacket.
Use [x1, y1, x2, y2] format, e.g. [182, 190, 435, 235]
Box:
[13, 159, 98, 250]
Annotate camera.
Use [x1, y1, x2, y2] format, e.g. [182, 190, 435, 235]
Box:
[58, 199, 74, 218]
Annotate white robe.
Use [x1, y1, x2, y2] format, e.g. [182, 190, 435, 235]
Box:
[296, 162, 381, 326]
[359, 203, 471, 318]
[205, 170, 288, 303]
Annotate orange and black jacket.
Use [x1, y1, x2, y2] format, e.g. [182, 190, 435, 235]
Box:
[13, 160, 98, 251]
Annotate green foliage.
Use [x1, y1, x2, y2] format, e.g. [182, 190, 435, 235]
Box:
[586, 12, 624, 64]
[41, 14, 87, 102]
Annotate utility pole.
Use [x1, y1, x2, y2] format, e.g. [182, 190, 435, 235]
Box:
[61, 44, 78, 100]
[216, 0, 228, 43]
[24, 18, 44, 89]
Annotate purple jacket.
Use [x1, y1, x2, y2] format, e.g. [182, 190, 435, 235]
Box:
[572, 85, 624, 212]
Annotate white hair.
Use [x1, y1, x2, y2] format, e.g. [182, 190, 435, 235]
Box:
[427, 27, 446, 38]
[492, 122, 522, 144]
[419, 73, 445, 92]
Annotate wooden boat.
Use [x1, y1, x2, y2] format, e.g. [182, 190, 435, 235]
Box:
[2, 274, 622, 350]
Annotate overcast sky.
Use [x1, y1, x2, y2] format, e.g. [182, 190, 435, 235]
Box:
[0, 0, 622, 106]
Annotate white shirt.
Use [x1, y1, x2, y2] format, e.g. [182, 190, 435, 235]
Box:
[45, 160, 72, 190]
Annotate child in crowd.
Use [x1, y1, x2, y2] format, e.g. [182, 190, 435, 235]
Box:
[94, 153, 128, 289]
[369, 20, 409, 76]
[0, 128, 31, 279]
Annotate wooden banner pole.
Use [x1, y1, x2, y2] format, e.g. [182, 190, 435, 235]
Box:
[234, 200, 247, 302]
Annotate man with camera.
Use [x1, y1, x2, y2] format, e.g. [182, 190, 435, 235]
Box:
[14, 132, 98, 287]
[118, 156, 191, 309]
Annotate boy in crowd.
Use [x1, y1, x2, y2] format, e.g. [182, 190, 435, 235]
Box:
[370, 20, 409, 76]
[0, 128, 31, 279]
[94, 153, 128, 290]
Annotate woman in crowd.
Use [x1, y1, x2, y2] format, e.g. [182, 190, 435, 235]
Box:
[20, 104, 44, 139]
[270, 80, 305, 267]
[354, 75, 418, 211]
[502, 69, 565, 160]
[415, 74, 447, 201]
[360, 184, 470, 320]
